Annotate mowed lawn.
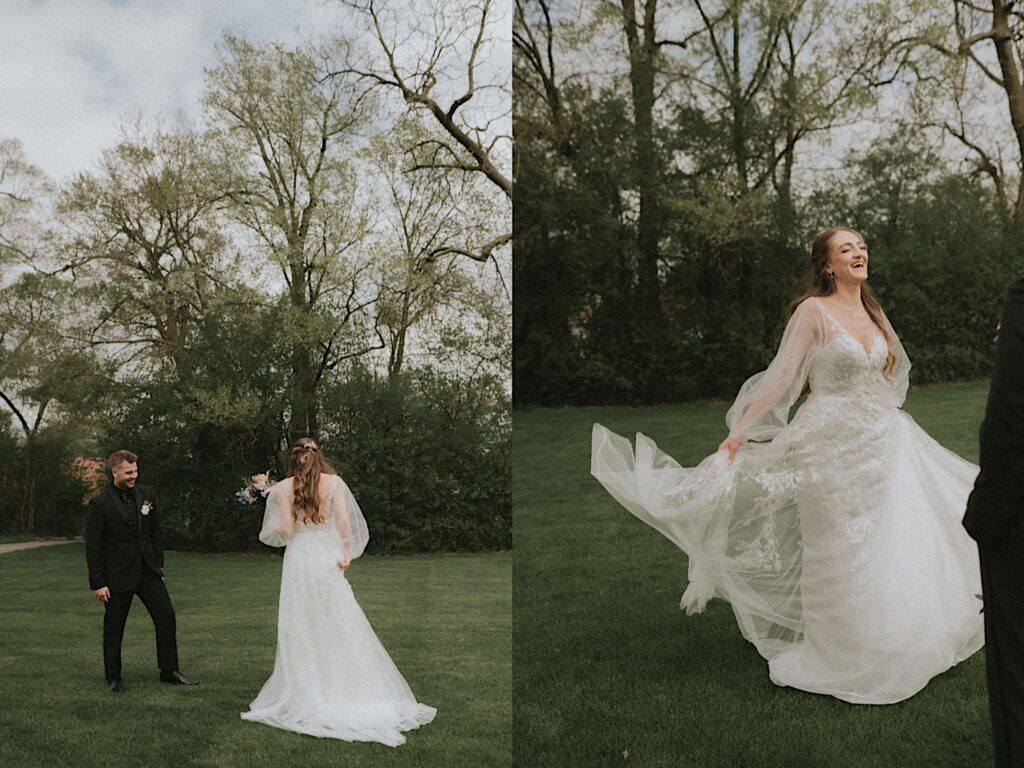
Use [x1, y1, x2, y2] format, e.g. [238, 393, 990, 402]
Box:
[514, 381, 992, 768]
[0, 546, 511, 768]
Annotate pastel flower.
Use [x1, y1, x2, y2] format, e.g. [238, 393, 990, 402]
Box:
[235, 471, 274, 505]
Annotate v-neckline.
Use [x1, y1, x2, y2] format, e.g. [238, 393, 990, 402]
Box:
[815, 298, 878, 358]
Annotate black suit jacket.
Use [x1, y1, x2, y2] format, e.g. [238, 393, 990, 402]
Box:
[964, 278, 1024, 551]
[85, 482, 165, 591]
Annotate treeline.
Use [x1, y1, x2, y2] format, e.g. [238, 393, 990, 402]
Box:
[0, 1, 512, 550]
[513, 0, 1024, 406]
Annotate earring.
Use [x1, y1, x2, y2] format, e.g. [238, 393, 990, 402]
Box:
[827, 271, 834, 279]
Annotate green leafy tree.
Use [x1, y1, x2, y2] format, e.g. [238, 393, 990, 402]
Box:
[0, 138, 50, 267]
[0, 273, 105, 531]
[55, 121, 233, 366]
[205, 36, 381, 442]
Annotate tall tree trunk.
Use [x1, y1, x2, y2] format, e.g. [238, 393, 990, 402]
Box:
[19, 437, 33, 532]
[389, 296, 412, 379]
[777, 53, 798, 245]
[288, 344, 320, 442]
[731, 10, 749, 190]
[621, 0, 663, 330]
[287, 245, 319, 442]
[990, 0, 1024, 218]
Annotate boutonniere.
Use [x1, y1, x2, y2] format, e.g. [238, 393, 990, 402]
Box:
[141, 501, 153, 516]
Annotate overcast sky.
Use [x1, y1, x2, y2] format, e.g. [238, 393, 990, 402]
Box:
[1, 0, 356, 183]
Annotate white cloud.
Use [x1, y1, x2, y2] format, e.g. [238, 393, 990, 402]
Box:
[0, 0, 353, 182]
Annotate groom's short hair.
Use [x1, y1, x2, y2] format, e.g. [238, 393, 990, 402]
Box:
[107, 450, 138, 470]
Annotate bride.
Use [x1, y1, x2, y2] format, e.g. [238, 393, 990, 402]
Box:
[241, 437, 436, 745]
[591, 227, 984, 705]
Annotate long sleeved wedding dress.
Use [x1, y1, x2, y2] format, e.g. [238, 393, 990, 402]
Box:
[241, 474, 436, 744]
[592, 296, 984, 704]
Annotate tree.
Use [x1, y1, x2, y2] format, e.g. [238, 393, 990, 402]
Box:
[941, 0, 1024, 218]
[664, 0, 929, 242]
[619, 0, 665, 328]
[0, 27, 511, 549]
[513, 0, 569, 151]
[0, 138, 50, 267]
[368, 120, 506, 377]
[512, 0, 1021, 407]
[55, 121, 232, 366]
[204, 36, 381, 441]
[0, 273, 104, 530]
[338, 0, 512, 265]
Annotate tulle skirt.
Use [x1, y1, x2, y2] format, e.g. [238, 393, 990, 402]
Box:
[591, 395, 984, 704]
[241, 531, 436, 745]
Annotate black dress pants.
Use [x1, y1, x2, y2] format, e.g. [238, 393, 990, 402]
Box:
[102, 565, 179, 681]
[979, 544, 1024, 768]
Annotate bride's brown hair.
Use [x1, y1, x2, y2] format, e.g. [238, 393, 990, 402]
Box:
[287, 437, 336, 525]
[789, 226, 896, 379]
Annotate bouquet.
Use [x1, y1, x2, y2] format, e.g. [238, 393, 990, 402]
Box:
[236, 472, 274, 505]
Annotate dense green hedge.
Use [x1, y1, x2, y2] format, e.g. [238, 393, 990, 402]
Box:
[88, 365, 510, 554]
[0, 425, 91, 538]
[0, 330, 510, 553]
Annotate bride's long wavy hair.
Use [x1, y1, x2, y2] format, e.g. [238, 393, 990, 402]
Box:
[789, 226, 896, 379]
[287, 437, 336, 525]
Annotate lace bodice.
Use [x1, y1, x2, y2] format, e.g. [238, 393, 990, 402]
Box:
[726, 296, 910, 440]
[807, 316, 888, 397]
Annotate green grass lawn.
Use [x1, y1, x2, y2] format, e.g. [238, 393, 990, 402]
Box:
[513, 380, 992, 768]
[0, 546, 511, 768]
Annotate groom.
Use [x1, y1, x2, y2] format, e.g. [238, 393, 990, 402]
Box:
[964, 278, 1024, 768]
[84, 450, 199, 693]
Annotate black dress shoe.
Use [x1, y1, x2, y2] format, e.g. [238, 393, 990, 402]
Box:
[107, 679, 125, 693]
[159, 670, 199, 685]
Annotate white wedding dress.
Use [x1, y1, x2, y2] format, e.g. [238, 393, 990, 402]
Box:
[241, 474, 436, 745]
[592, 296, 984, 704]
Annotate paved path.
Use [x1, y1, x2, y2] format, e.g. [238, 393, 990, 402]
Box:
[0, 538, 81, 555]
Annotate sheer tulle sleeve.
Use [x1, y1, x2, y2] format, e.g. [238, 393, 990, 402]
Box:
[332, 476, 369, 562]
[878, 309, 911, 407]
[726, 299, 824, 442]
[258, 481, 295, 547]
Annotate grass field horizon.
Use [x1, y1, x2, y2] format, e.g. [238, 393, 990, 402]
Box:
[0, 546, 511, 768]
[514, 380, 992, 768]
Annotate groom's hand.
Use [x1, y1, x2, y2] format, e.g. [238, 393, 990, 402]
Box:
[94, 587, 110, 603]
